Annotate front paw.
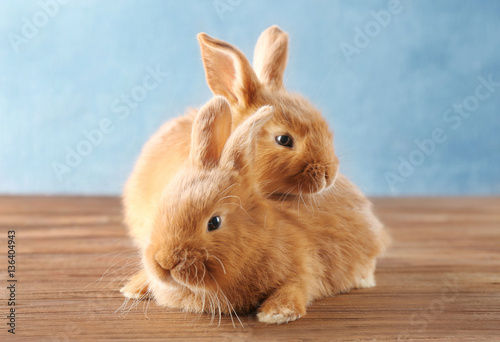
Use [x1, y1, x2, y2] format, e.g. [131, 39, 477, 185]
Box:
[120, 269, 150, 299]
[257, 298, 306, 324]
[356, 276, 376, 289]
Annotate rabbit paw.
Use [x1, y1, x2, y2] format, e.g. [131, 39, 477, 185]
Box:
[257, 293, 306, 324]
[120, 269, 150, 299]
[356, 276, 376, 289]
[355, 263, 376, 289]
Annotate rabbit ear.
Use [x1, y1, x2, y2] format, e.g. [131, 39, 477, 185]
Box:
[189, 96, 232, 168]
[198, 33, 261, 108]
[253, 25, 289, 90]
[220, 106, 274, 173]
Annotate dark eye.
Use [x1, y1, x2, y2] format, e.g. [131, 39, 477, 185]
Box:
[275, 135, 293, 148]
[207, 216, 221, 232]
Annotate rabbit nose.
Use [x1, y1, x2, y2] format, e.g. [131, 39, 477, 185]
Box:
[307, 164, 326, 180]
[155, 251, 180, 271]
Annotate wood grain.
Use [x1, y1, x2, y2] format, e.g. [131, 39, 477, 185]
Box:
[0, 196, 499, 341]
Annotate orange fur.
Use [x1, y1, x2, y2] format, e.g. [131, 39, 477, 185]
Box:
[124, 26, 339, 249]
[125, 98, 388, 325]
[198, 27, 339, 195]
[122, 26, 390, 324]
[123, 108, 196, 247]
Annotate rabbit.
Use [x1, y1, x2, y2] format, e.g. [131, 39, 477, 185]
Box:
[197, 26, 339, 196]
[195, 27, 389, 275]
[122, 26, 390, 312]
[123, 25, 339, 249]
[121, 97, 389, 325]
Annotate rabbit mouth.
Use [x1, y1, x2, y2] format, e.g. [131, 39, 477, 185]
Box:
[323, 168, 338, 192]
[146, 247, 216, 292]
[301, 164, 336, 193]
[148, 258, 207, 291]
[170, 259, 208, 289]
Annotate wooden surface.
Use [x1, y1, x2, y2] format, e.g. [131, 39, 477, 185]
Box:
[0, 196, 499, 341]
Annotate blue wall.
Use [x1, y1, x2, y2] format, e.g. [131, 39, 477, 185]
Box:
[1, 0, 499, 196]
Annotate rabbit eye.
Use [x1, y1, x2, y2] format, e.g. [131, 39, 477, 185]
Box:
[276, 135, 293, 148]
[207, 216, 221, 232]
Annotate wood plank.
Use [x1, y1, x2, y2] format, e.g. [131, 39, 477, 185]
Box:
[0, 196, 499, 341]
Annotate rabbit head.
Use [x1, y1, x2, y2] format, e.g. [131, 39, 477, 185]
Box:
[198, 26, 339, 195]
[144, 97, 283, 313]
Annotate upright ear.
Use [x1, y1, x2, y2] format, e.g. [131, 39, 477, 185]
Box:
[220, 106, 274, 173]
[253, 25, 289, 90]
[198, 33, 261, 109]
[189, 96, 232, 168]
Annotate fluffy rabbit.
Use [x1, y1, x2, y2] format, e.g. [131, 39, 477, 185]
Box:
[198, 26, 339, 196]
[124, 26, 339, 248]
[121, 27, 390, 321]
[121, 97, 389, 325]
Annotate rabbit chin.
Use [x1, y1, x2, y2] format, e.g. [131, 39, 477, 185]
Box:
[264, 169, 338, 196]
[145, 263, 213, 313]
[321, 168, 339, 193]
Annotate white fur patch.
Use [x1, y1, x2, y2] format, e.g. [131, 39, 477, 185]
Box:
[257, 308, 301, 324]
[356, 277, 376, 289]
[119, 287, 145, 300]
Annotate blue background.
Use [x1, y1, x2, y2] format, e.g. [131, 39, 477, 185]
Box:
[1, 0, 499, 196]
